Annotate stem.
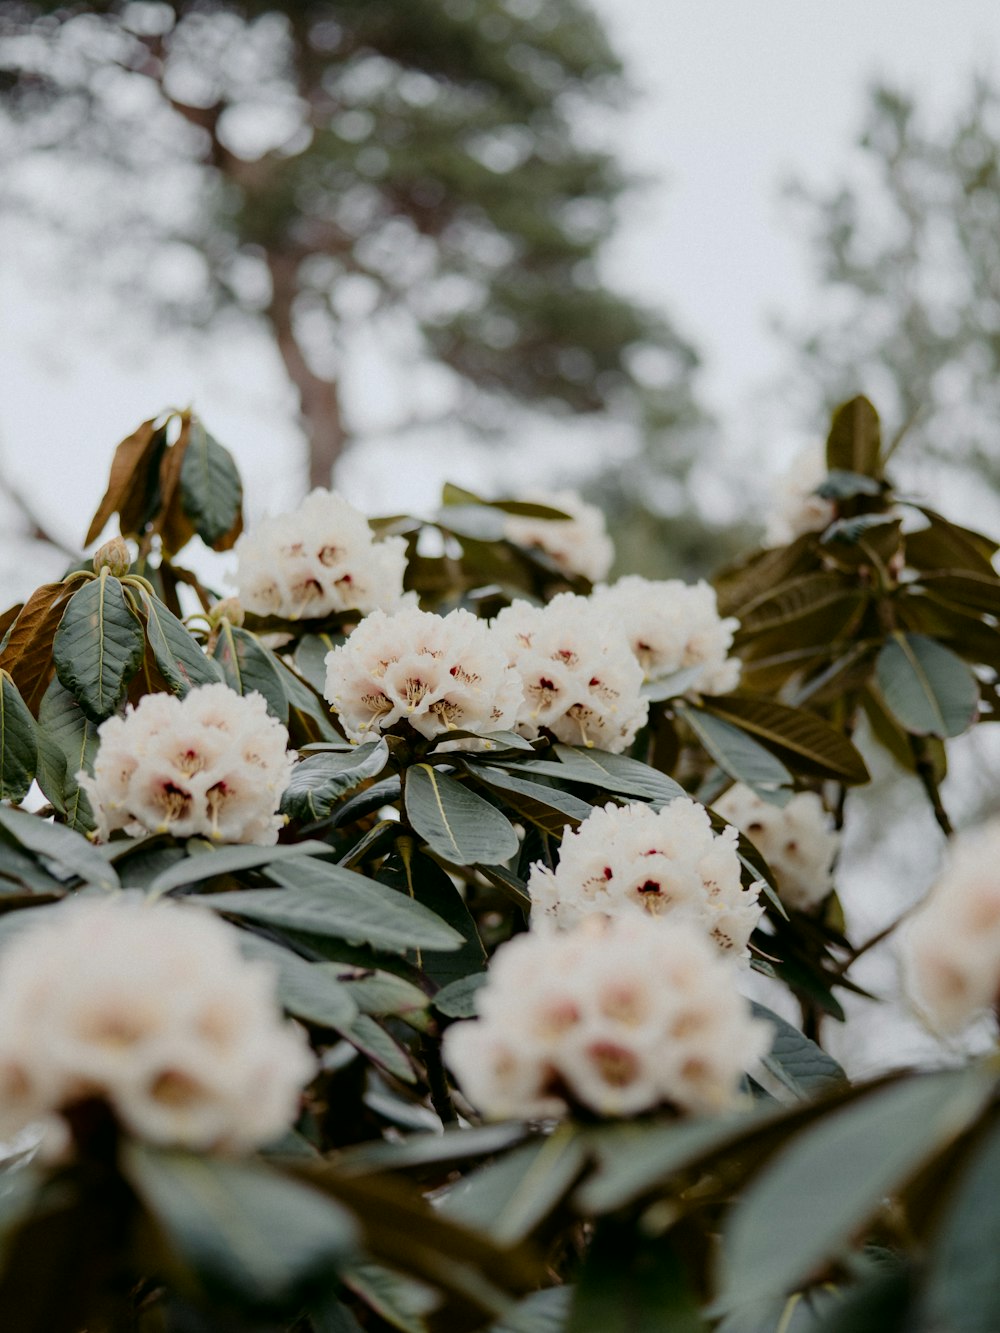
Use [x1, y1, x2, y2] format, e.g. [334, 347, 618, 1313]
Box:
[908, 735, 954, 837]
[421, 1033, 458, 1125]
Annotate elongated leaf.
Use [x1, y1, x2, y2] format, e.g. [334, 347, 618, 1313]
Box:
[875, 633, 979, 738]
[213, 621, 288, 721]
[826, 396, 881, 477]
[145, 840, 332, 895]
[434, 972, 488, 1018]
[907, 509, 999, 576]
[281, 742, 389, 821]
[216, 863, 465, 954]
[467, 764, 593, 832]
[0, 580, 76, 713]
[123, 1144, 356, 1306]
[676, 703, 792, 792]
[341, 969, 430, 1030]
[338, 1123, 531, 1176]
[85, 415, 162, 543]
[140, 591, 221, 693]
[404, 764, 519, 865]
[490, 1287, 572, 1333]
[179, 418, 243, 548]
[343, 1012, 416, 1083]
[916, 570, 1000, 617]
[380, 845, 486, 984]
[703, 696, 869, 784]
[0, 671, 36, 803]
[340, 1261, 433, 1333]
[52, 572, 145, 721]
[751, 1003, 848, 1100]
[497, 746, 685, 805]
[717, 1064, 999, 1311]
[237, 932, 358, 1031]
[738, 573, 856, 637]
[0, 805, 119, 891]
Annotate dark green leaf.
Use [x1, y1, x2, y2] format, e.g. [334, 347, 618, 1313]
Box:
[140, 591, 222, 692]
[178, 418, 243, 547]
[825, 396, 881, 477]
[35, 676, 100, 829]
[0, 671, 37, 803]
[0, 806, 119, 891]
[498, 745, 685, 805]
[702, 696, 869, 784]
[341, 969, 430, 1030]
[568, 1221, 707, 1333]
[717, 1064, 998, 1311]
[342, 1012, 417, 1082]
[404, 764, 519, 865]
[212, 621, 288, 722]
[281, 742, 389, 821]
[914, 570, 1000, 617]
[122, 1144, 356, 1306]
[336, 1122, 531, 1176]
[237, 931, 358, 1031]
[380, 845, 486, 985]
[489, 1287, 572, 1333]
[467, 763, 593, 832]
[52, 572, 145, 721]
[340, 1261, 432, 1333]
[875, 633, 979, 738]
[435, 972, 488, 1018]
[676, 703, 792, 792]
[144, 840, 333, 895]
[751, 1003, 849, 1100]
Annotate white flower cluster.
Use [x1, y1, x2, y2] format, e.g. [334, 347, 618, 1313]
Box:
[234, 488, 408, 620]
[714, 784, 838, 913]
[529, 799, 763, 957]
[444, 915, 772, 1119]
[492, 593, 647, 752]
[592, 576, 741, 696]
[902, 820, 1000, 1034]
[80, 683, 293, 845]
[764, 443, 837, 547]
[324, 605, 523, 744]
[502, 489, 615, 583]
[0, 896, 315, 1151]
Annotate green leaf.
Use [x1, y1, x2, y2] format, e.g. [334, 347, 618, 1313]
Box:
[717, 1064, 999, 1311]
[434, 972, 488, 1018]
[341, 969, 430, 1030]
[144, 840, 333, 895]
[52, 571, 145, 721]
[237, 932, 358, 1031]
[214, 858, 466, 954]
[676, 702, 792, 792]
[702, 696, 870, 784]
[179, 418, 243, 547]
[139, 591, 222, 692]
[342, 1012, 417, 1083]
[404, 764, 519, 865]
[441, 1127, 586, 1244]
[0, 671, 36, 803]
[921, 1115, 1000, 1333]
[467, 763, 593, 832]
[498, 745, 685, 804]
[489, 1287, 572, 1333]
[35, 676, 99, 830]
[826, 396, 881, 477]
[212, 621, 288, 722]
[380, 845, 486, 985]
[122, 1144, 356, 1306]
[281, 742, 389, 821]
[568, 1221, 707, 1332]
[0, 806, 119, 891]
[337, 1122, 531, 1176]
[751, 1004, 849, 1100]
[875, 632, 979, 738]
[340, 1261, 433, 1333]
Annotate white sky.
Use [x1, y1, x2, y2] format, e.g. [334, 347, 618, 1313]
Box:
[3, 0, 1000, 557]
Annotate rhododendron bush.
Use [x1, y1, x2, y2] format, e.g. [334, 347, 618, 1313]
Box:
[0, 399, 997, 1330]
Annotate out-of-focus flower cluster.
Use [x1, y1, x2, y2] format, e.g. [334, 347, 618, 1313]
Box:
[502, 489, 614, 583]
[764, 443, 836, 548]
[715, 785, 838, 913]
[592, 576, 741, 696]
[323, 605, 523, 745]
[902, 820, 1000, 1033]
[493, 593, 647, 752]
[0, 896, 315, 1152]
[529, 799, 763, 957]
[444, 915, 771, 1119]
[234, 489, 408, 620]
[79, 683, 293, 844]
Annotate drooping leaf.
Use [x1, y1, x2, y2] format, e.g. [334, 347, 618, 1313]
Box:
[212, 621, 288, 721]
[676, 702, 792, 792]
[915, 569, 1000, 617]
[466, 763, 593, 832]
[751, 1003, 849, 1100]
[139, 591, 222, 693]
[404, 764, 519, 865]
[237, 931, 358, 1031]
[717, 1064, 998, 1312]
[0, 671, 37, 804]
[281, 742, 389, 821]
[0, 580, 76, 714]
[825, 396, 881, 477]
[0, 805, 119, 891]
[84, 414, 164, 545]
[52, 572, 146, 721]
[907, 509, 999, 577]
[178, 417, 244, 549]
[122, 1144, 356, 1307]
[875, 633, 979, 738]
[702, 696, 870, 784]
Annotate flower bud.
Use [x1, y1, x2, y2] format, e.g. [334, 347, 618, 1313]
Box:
[92, 536, 131, 577]
[209, 597, 245, 628]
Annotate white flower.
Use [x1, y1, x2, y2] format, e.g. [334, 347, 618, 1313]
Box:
[714, 785, 838, 914]
[492, 593, 647, 752]
[591, 576, 741, 696]
[0, 895, 315, 1151]
[901, 820, 1000, 1034]
[323, 605, 523, 744]
[528, 799, 763, 958]
[444, 915, 772, 1119]
[764, 443, 836, 547]
[79, 683, 293, 845]
[234, 489, 408, 619]
[502, 490, 614, 583]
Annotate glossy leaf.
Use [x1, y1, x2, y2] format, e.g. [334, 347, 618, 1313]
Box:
[237, 931, 358, 1031]
[139, 591, 221, 693]
[0, 805, 119, 891]
[825, 395, 881, 477]
[380, 845, 486, 984]
[676, 703, 792, 792]
[752, 1003, 849, 1100]
[52, 572, 145, 721]
[498, 745, 685, 804]
[0, 671, 36, 803]
[404, 764, 519, 865]
[434, 972, 488, 1018]
[703, 696, 869, 784]
[84, 414, 164, 544]
[212, 620, 288, 721]
[144, 840, 332, 895]
[875, 633, 979, 738]
[178, 417, 243, 548]
[281, 741, 389, 821]
[466, 763, 593, 832]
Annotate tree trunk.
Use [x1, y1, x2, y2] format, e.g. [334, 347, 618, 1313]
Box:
[265, 251, 347, 491]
